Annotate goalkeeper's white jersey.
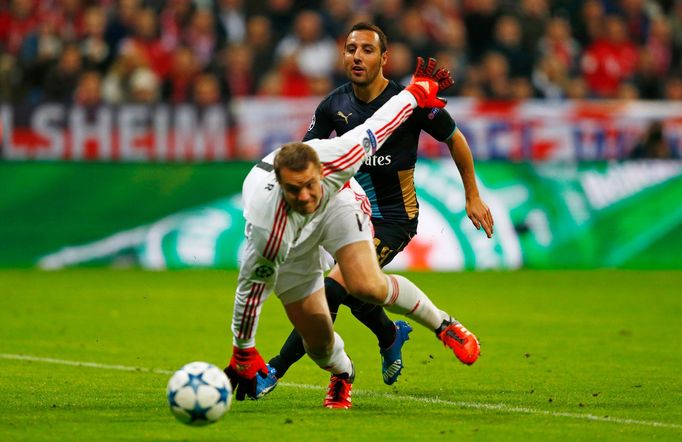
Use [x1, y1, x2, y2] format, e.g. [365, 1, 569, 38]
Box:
[232, 90, 417, 347]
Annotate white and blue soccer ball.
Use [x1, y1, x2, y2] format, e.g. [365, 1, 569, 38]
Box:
[167, 361, 232, 426]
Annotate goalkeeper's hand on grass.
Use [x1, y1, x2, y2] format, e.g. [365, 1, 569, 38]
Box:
[224, 346, 269, 400]
[404, 57, 454, 108]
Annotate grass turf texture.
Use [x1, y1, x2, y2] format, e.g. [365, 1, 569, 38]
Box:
[0, 269, 680, 441]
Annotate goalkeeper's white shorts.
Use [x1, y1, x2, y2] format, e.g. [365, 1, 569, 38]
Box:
[275, 181, 373, 305]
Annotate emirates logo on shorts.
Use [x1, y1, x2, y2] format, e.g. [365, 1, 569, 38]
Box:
[254, 265, 275, 278]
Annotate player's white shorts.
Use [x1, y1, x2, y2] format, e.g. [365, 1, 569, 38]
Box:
[275, 181, 373, 305]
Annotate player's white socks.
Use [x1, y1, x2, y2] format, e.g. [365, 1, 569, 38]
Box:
[304, 331, 354, 377]
[382, 274, 442, 330]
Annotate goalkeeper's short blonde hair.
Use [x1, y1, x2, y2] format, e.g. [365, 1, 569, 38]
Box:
[273, 142, 321, 182]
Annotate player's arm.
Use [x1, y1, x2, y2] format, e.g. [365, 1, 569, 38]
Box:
[314, 57, 452, 190]
[228, 214, 291, 400]
[231, 231, 278, 350]
[445, 128, 494, 238]
[231, 192, 291, 349]
[302, 98, 334, 141]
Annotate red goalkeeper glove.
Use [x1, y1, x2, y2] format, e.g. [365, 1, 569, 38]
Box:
[224, 346, 268, 400]
[404, 57, 454, 108]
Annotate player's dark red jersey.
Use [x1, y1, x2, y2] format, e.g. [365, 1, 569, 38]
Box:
[303, 80, 456, 229]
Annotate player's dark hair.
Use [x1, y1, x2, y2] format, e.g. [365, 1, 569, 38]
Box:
[348, 22, 388, 53]
[273, 142, 321, 182]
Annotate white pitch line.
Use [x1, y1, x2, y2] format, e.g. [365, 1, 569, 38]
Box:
[1, 353, 680, 430]
[0, 353, 174, 375]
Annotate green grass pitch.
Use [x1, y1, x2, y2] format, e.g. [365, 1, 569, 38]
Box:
[0, 269, 680, 441]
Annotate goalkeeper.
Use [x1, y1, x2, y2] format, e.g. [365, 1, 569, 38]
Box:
[225, 58, 481, 409]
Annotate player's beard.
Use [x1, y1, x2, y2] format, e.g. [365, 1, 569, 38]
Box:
[348, 64, 380, 87]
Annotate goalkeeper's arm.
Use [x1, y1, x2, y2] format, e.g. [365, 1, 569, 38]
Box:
[310, 56, 455, 190]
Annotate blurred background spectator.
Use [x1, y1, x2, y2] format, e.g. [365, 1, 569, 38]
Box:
[162, 45, 200, 103]
[42, 42, 82, 103]
[215, 0, 247, 45]
[628, 120, 675, 158]
[74, 69, 103, 106]
[192, 71, 222, 106]
[580, 14, 638, 98]
[274, 10, 336, 84]
[0, 0, 681, 104]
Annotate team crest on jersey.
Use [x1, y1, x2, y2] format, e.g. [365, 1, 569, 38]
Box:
[362, 129, 378, 154]
[308, 115, 316, 131]
[254, 265, 275, 278]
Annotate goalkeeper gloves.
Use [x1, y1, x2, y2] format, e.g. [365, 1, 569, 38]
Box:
[404, 57, 454, 108]
[224, 346, 269, 400]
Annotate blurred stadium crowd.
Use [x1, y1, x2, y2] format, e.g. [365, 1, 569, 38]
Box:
[1, 0, 682, 107]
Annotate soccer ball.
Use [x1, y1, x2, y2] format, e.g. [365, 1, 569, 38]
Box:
[167, 361, 232, 426]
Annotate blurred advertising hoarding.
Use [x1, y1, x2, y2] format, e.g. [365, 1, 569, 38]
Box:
[1, 160, 677, 270]
[0, 104, 234, 161]
[393, 159, 682, 270]
[237, 98, 682, 161]
[1, 98, 681, 161]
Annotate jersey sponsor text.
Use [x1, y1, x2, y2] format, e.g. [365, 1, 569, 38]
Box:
[363, 155, 392, 166]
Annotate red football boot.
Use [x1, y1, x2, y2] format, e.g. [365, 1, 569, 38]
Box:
[437, 321, 480, 365]
[323, 372, 353, 409]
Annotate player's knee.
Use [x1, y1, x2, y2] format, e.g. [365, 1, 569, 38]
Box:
[305, 340, 334, 364]
[345, 274, 386, 304]
[303, 335, 334, 360]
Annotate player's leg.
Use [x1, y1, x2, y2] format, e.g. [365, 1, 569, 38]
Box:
[327, 221, 418, 383]
[327, 264, 412, 385]
[327, 266, 397, 349]
[267, 279, 345, 379]
[334, 240, 480, 365]
[334, 240, 439, 329]
[282, 287, 354, 409]
[267, 331, 304, 379]
[282, 287, 350, 374]
[274, 244, 354, 408]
